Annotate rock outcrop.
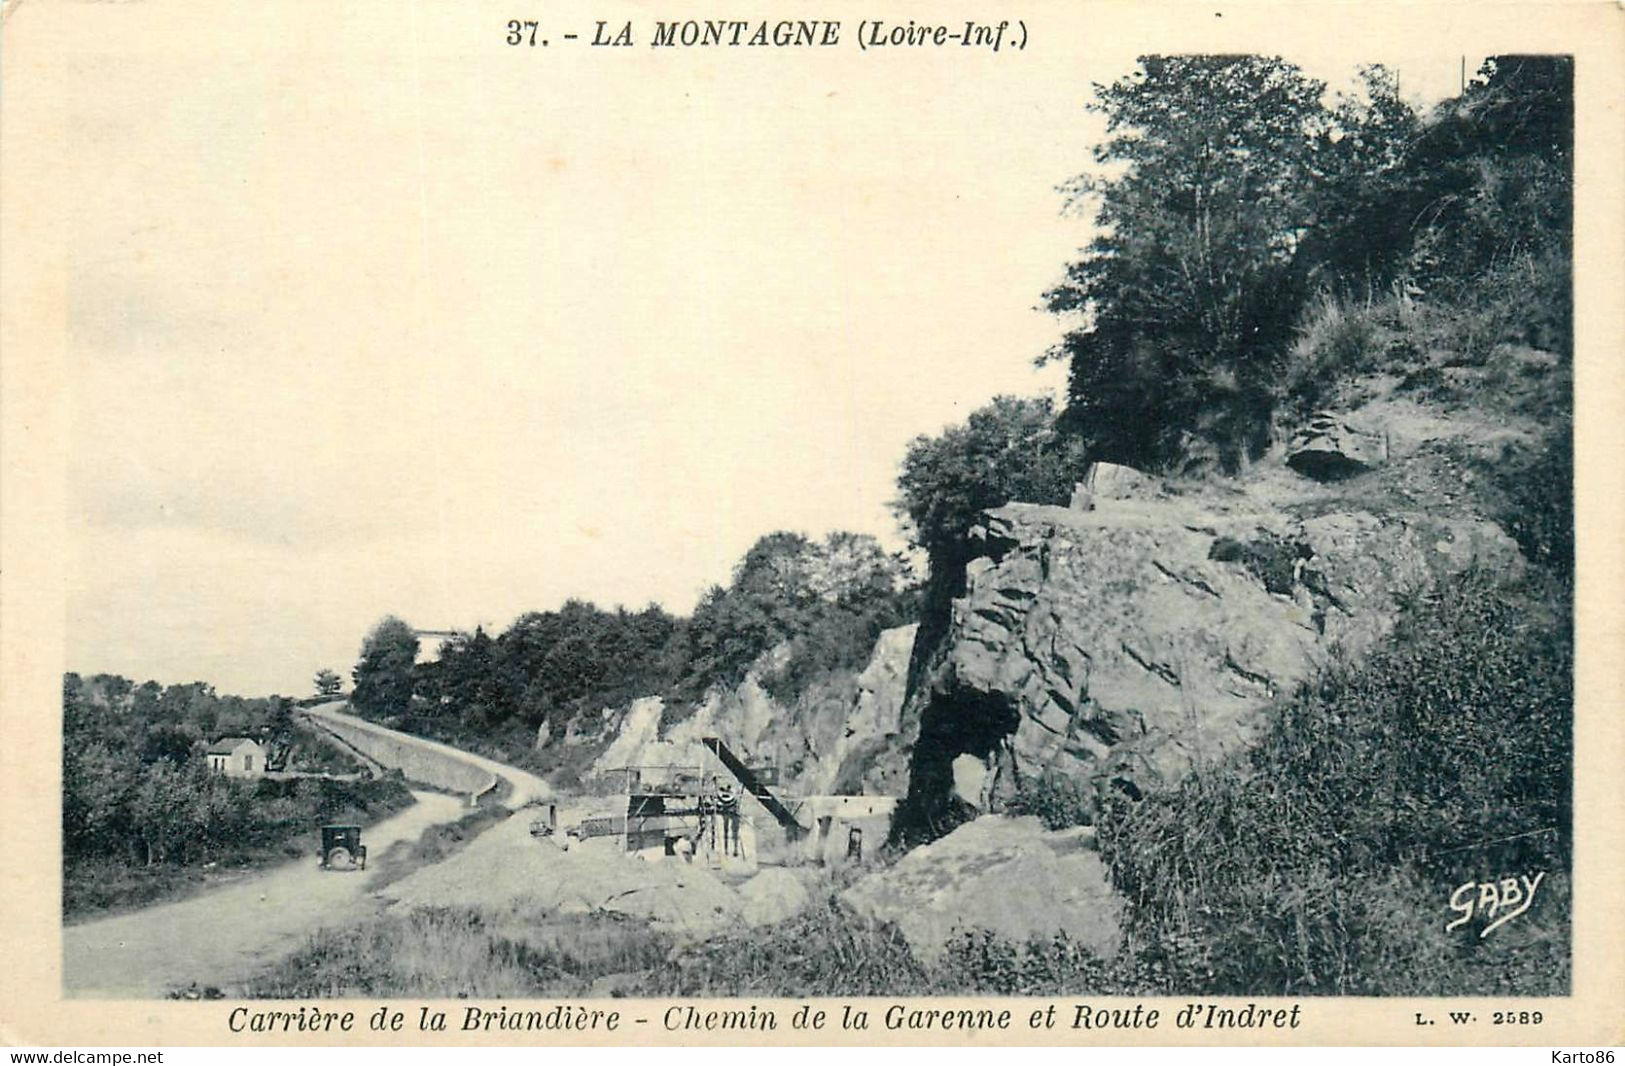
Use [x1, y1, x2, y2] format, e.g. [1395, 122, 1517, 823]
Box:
[582, 623, 919, 796]
[1070, 461, 1166, 510]
[590, 696, 667, 770]
[895, 493, 1524, 835]
[1287, 411, 1389, 480]
[842, 815, 1122, 963]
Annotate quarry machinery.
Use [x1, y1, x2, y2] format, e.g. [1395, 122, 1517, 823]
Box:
[701, 736, 807, 840]
[571, 740, 807, 865]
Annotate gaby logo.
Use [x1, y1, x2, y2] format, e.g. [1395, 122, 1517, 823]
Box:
[1446, 871, 1546, 938]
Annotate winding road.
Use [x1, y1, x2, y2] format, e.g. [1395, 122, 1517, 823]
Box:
[302, 701, 550, 808]
[62, 705, 553, 998]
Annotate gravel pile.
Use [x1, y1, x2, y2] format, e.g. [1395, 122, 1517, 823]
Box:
[380, 814, 743, 935]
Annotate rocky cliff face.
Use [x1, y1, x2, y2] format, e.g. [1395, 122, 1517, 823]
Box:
[895, 491, 1524, 836]
[573, 623, 919, 796]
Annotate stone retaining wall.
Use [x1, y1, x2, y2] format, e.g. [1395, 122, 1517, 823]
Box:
[303, 712, 498, 802]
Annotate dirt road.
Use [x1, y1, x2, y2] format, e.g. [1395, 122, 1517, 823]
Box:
[62, 790, 467, 998]
[63, 708, 554, 997]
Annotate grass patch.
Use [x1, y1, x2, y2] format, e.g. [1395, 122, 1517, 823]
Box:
[366, 801, 511, 893]
[245, 904, 671, 998]
[631, 896, 933, 996]
[64, 847, 305, 923]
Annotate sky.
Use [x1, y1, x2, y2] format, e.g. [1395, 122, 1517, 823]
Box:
[33, 1, 1483, 695]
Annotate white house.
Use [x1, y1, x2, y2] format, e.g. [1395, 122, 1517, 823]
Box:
[413, 629, 458, 663]
[206, 737, 267, 778]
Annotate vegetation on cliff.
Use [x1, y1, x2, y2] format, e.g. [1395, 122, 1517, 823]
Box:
[348, 530, 916, 782]
[1097, 571, 1571, 994]
[1048, 54, 1569, 473]
[883, 53, 1573, 995]
[898, 56, 1570, 563]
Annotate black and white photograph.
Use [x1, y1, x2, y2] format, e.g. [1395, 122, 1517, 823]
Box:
[2, 0, 1620, 1049]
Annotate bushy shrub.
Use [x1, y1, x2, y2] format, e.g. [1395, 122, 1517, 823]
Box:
[1276, 292, 1386, 409]
[895, 395, 1089, 567]
[1095, 572, 1571, 995]
[1208, 533, 1304, 595]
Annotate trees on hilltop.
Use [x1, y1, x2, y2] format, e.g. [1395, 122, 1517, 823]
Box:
[1044, 54, 1570, 473]
[350, 616, 419, 719]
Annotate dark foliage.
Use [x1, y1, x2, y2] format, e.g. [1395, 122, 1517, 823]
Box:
[350, 616, 419, 718]
[1494, 423, 1573, 576]
[412, 602, 684, 735]
[683, 531, 916, 700]
[1048, 55, 1571, 472]
[894, 394, 1088, 566]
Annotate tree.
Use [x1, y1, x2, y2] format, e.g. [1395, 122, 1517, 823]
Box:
[139, 724, 197, 766]
[132, 760, 209, 866]
[313, 668, 343, 697]
[682, 531, 914, 694]
[351, 616, 420, 719]
[1047, 56, 1334, 470]
[63, 739, 132, 861]
[435, 625, 512, 729]
[894, 395, 1087, 567]
[1293, 65, 1420, 293]
[1398, 56, 1573, 355]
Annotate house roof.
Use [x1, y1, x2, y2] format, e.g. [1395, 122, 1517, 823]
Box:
[206, 736, 264, 756]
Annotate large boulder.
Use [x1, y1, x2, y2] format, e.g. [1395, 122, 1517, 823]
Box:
[895, 497, 1524, 834]
[842, 815, 1122, 963]
[737, 867, 813, 927]
[1069, 461, 1164, 510]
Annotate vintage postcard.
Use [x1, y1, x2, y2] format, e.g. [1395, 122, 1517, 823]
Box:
[2, 0, 1621, 1049]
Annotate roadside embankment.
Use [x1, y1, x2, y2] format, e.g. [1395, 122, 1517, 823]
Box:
[302, 701, 550, 808]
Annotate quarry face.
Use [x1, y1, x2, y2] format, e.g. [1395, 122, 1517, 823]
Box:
[894, 493, 1525, 836]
